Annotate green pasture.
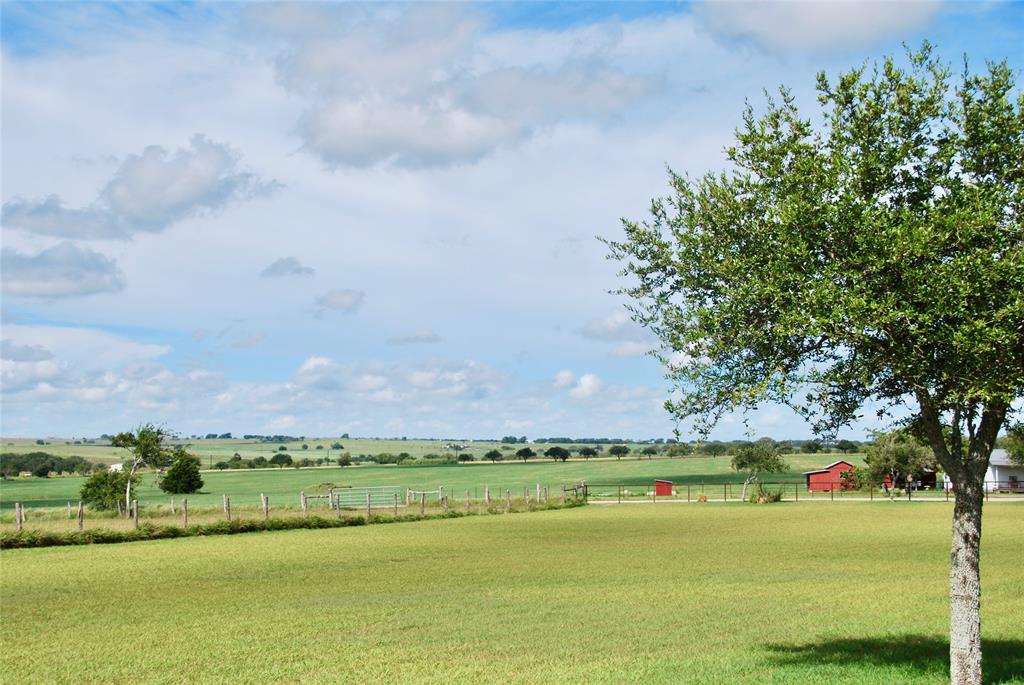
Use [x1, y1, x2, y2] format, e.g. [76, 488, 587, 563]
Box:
[2, 503, 1021, 684]
[0, 454, 861, 510]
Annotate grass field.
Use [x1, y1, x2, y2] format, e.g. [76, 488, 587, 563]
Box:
[0, 454, 861, 511]
[1, 503, 1021, 684]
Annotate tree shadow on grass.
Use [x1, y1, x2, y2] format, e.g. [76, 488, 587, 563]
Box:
[765, 635, 1024, 684]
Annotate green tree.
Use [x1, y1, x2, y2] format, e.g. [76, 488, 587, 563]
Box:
[1004, 423, 1024, 465]
[484, 449, 504, 463]
[80, 469, 136, 511]
[270, 453, 293, 467]
[110, 424, 174, 513]
[608, 445, 630, 460]
[731, 443, 788, 500]
[159, 448, 204, 494]
[605, 44, 1022, 684]
[836, 439, 860, 454]
[337, 453, 352, 467]
[578, 447, 598, 460]
[544, 446, 571, 462]
[864, 431, 937, 498]
[641, 446, 659, 459]
[801, 439, 823, 454]
[515, 447, 536, 462]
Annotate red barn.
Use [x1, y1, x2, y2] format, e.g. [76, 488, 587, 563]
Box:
[804, 460, 855, 492]
[654, 480, 673, 496]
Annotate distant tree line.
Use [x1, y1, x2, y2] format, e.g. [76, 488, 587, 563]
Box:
[0, 452, 100, 478]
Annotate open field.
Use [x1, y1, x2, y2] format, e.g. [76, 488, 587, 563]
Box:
[2, 503, 1022, 684]
[0, 454, 861, 511]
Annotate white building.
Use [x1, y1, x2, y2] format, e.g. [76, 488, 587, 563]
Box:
[942, 449, 1024, 492]
[108, 463, 124, 472]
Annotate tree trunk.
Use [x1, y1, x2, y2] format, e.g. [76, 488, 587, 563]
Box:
[949, 477, 984, 685]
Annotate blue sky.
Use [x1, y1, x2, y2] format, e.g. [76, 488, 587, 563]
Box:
[2, 1, 1021, 439]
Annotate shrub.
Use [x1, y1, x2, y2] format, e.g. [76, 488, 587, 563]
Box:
[159, 454, 204, 494]
[80, 470, 136, 510]
[31, 464, 51, 478]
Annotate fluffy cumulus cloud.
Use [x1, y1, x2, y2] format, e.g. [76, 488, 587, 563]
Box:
[252, 3, 652, 168]
[1, 135, 277, 240]
[314, 289, 365, 314]
[1, 242, 125, 297]
[569, 372, 604, 400]
[260, 257, 314, 278]
[388, 329, 441, 345]
[697, 1, 942, 52]
[553, 370, 576, 389]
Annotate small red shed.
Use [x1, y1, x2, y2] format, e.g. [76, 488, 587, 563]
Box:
[804, 460, 855, 492]
[654, 480, 673, 496]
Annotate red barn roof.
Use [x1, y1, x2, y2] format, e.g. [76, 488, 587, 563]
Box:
[803, 460, 855, 475]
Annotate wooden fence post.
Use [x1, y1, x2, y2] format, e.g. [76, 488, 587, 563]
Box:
[420, 492, 426, 516]
[182, 499, 188, 527]
[506, 489, 511, 512]
[687, 484, 691, 502]
[536, 483, 540, 502]
[132, 500, 139, 529]
[524, 487, 529, 506]
[367, 492, 372, 519]
[224, 494, 231, 521]
[484, 484, 490, 506]
[67, 501, 72, 518]
[442, 493, 449, 513]
[544, 486, 548, 503]
[170, 498, 175, 515]
[301, 491, 307, 516]
[77, 501, 84, 531]
[15, 502, 22, 532]
[466, 490, 470, 512]
[394, 492, 399, 516]
[561, 485, 566, 504]
[262, 493, 269, 519]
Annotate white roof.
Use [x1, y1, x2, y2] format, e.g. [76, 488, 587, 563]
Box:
[990, 449, 1014, 467]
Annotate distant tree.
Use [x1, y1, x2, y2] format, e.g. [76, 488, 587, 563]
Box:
[252, 456, 268, 467]
[731, 443, 788, 500]
[218, 433, 232, 439]
[578, 447, 598, 460]
[484, 449, 504, 463]
[213, 461, 230, 470]
[864, 431, 936, 499]
[501, 436, 518, 444]
[834, 439, 857, 454]
[666, 444, 693, 458]
[277, 445, 288, 452]
[301, 444, 309, 450]
[337, 454, 352, 467]
[80, 469, 136, 510]
[1005, 423, 1024, 466]
[159, 448, 204, 494]
[518, 436, 528, 444]
[315, 444, 324, 450]
[331, 442, 344, 450]
[340, 433, 350, 439]
[515, 447, 536, 462]
[31, 464, 51, 478]
[609, 445, 630, 460]
[700, 443, 727, 458]
[544, 446, 571, 462]
[110, 424, 174, 512]
[35, 439, 45, 446]
[457, 453, 475, 462]
[802, 439, 823, 454]
[641, 446, 659, 459]
[270, 453, 293, 467]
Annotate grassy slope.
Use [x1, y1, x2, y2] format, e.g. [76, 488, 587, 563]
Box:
[0, 454, 855, 510]
[2, 503, 1022, 685]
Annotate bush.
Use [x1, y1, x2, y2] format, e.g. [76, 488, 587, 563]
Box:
[80, 470, 136, 510]
[270, 453, 293, 467]
[31, 464, 51, 478]
[159, 454, 204, 494]
[750, 485, 784, 504]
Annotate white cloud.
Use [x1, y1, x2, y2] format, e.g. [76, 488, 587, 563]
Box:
[553, 370, 576, 388]
[388, 329, 441, 345]
[569, 373, 604, 400]
[294, 356, 342, 390]
[258, 4, 652, 168]
[1, 242, 125, 297]
[1, 340, 54, 362]
[2, 135, 278, 239]
[580, 310, 637, 341]
[266, 414, 297, 431]
[697, 1, 942, 53]
[314, 289, 365, 313]
[260, 257, 314, 278]
[610, 341, 653, 358]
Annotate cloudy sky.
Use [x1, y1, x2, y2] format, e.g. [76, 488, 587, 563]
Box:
[1, 2, 1021, 440]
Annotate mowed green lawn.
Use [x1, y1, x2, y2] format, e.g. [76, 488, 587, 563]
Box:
[0, 454, 854, 511]
[2, 503, 1021, 684]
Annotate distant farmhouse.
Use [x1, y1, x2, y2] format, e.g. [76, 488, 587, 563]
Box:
[943, 449, 1024, 492]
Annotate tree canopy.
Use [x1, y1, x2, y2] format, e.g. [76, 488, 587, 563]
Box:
[606, 43, 1022, 685]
